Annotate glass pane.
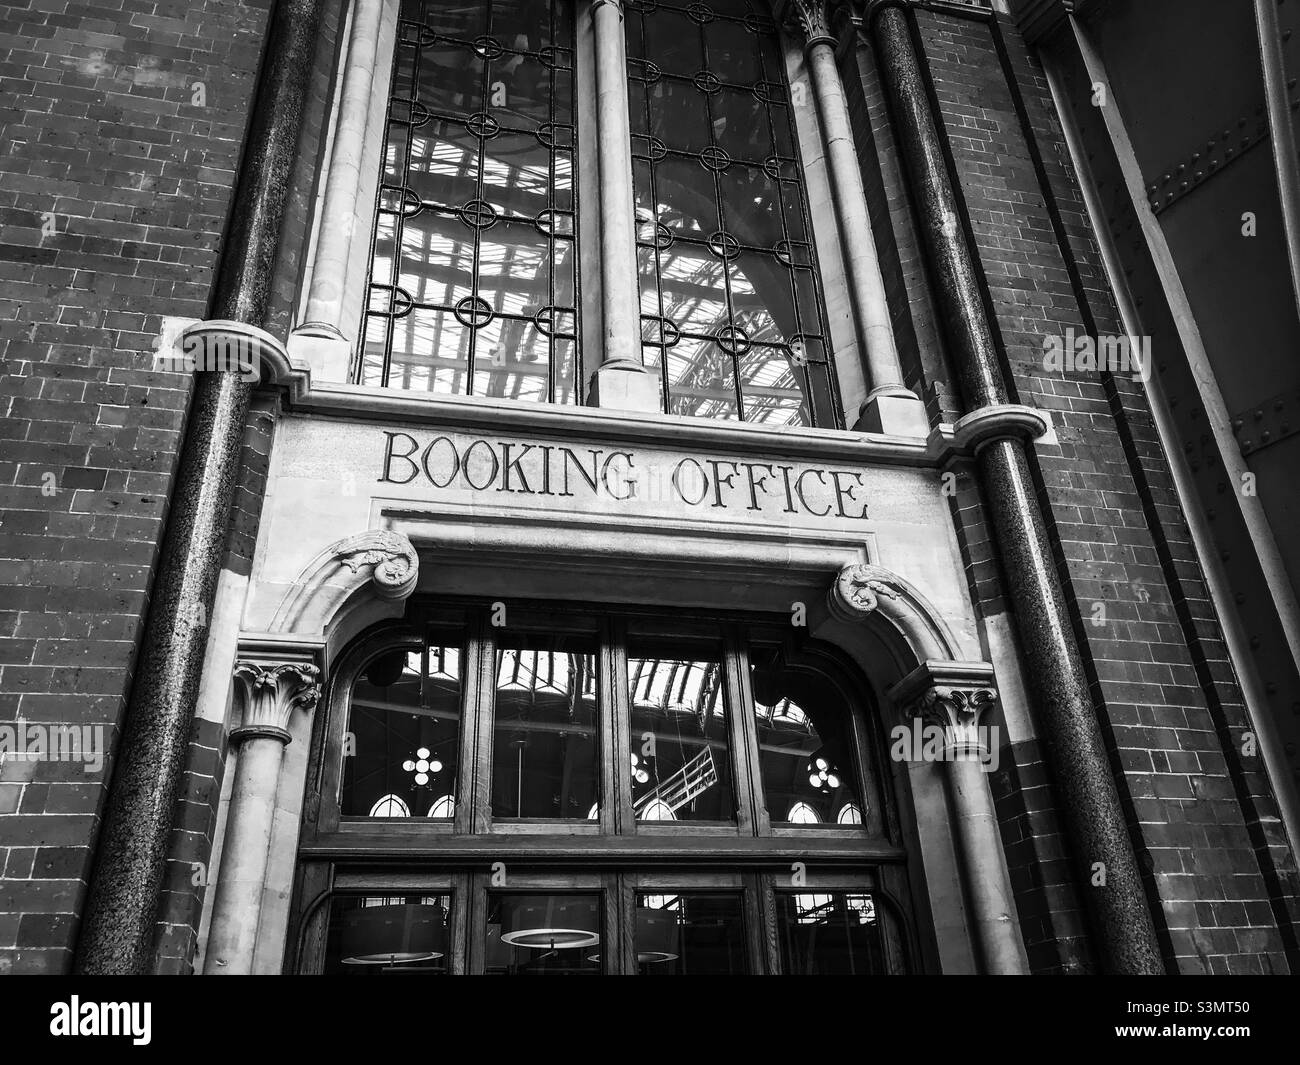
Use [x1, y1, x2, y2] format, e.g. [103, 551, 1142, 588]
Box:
[713, 88, 770, 162]
[705, 15, 759, 84]
[749, 651, 863, 825]
[740, 345, 808, 427]
[776, 892, 888, 974]
[643, 8, 701, 76]
[342, 641, 462, 818]
[398, 211, 472, 305]
[406, 118, 479, 207]
[627, 636, 733, 822]
[487, 893, 601, 974]
[666, 340, 739, 422]
[491, 631, 599, 819]
[635, 894, 747, 975]
[324, 894, 451, 974]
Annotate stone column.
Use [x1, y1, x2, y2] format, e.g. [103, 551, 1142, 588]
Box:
[587, 0, 660, 412]
[866, 0, 1163, 973]
[893, 669, 1027, 974]
[204, 656, 321, 974]
[826, 567, 1027, 972]
[788, 0, 926, 436]
[74, 0, 325, 975]
[297, 0, 385, 340]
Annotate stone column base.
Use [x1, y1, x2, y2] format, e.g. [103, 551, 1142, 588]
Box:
[587, 361, 661, 413]
[288, 327, 351, 383]
[856, 387, 930, 437]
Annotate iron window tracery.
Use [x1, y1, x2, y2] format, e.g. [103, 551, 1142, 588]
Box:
[361, 0, 580, 402]
[626, 0, 839, 427]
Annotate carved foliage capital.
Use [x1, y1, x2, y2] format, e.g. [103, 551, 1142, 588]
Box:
[231, 659, 321, 743]
[907, 684, 998, 755]
[787, 0, 835, 44]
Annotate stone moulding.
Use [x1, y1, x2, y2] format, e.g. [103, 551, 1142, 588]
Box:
[267, 529, 420, 641]
[177, 319, 294, 384]
[825, 561, 964, 662]
[951, 403, 1050, 455]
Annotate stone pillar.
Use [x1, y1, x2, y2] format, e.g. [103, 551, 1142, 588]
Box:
[826, 566, 1027, 972]
[74, 0, 325, 975]
[865, 0, 1163, 973]
[587, 0, 660, 412]
[787, 0, 927, 436]
[893, 667, 1027, 974]
[297, 0, 385, 341]
[204, 656, 320, 974]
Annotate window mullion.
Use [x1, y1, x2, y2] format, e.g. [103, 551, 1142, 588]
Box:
[466, 871, 489, 974]
[723, 627, 768, 836]
[449, 871, 472, 975]
[602, 614, 635, 835]
[455, 610, 496, 834]
[750, 872, 779, 975]
[847, 694, 887, 838]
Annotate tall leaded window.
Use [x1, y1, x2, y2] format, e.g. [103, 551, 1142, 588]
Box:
[295, 603, 913, 975]
[361, 1, 580, 401]
[626, 0, 837, 426]
[357, 0, 840, 428]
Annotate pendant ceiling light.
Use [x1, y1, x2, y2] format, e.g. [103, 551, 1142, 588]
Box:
[340, 902, 447, 965]
[499, 897, 600, 949]
[589, 906, 680, 964]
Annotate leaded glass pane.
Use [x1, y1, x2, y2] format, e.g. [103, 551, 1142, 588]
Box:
[362, 1, 579, 402]
[626, 0, 838, 426]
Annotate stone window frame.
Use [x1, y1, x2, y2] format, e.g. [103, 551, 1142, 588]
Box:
[291, 0, 866, 430]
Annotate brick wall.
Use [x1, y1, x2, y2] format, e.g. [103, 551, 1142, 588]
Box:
[0, 0, 270, 974]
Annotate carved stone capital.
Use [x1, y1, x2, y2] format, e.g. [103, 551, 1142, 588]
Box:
[230, 657, 321, 745]
[826, 563, 903, 623]
[912, 685, 998, 756]
[889, 660, 999, 757]
[786, 0, 837, 48]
